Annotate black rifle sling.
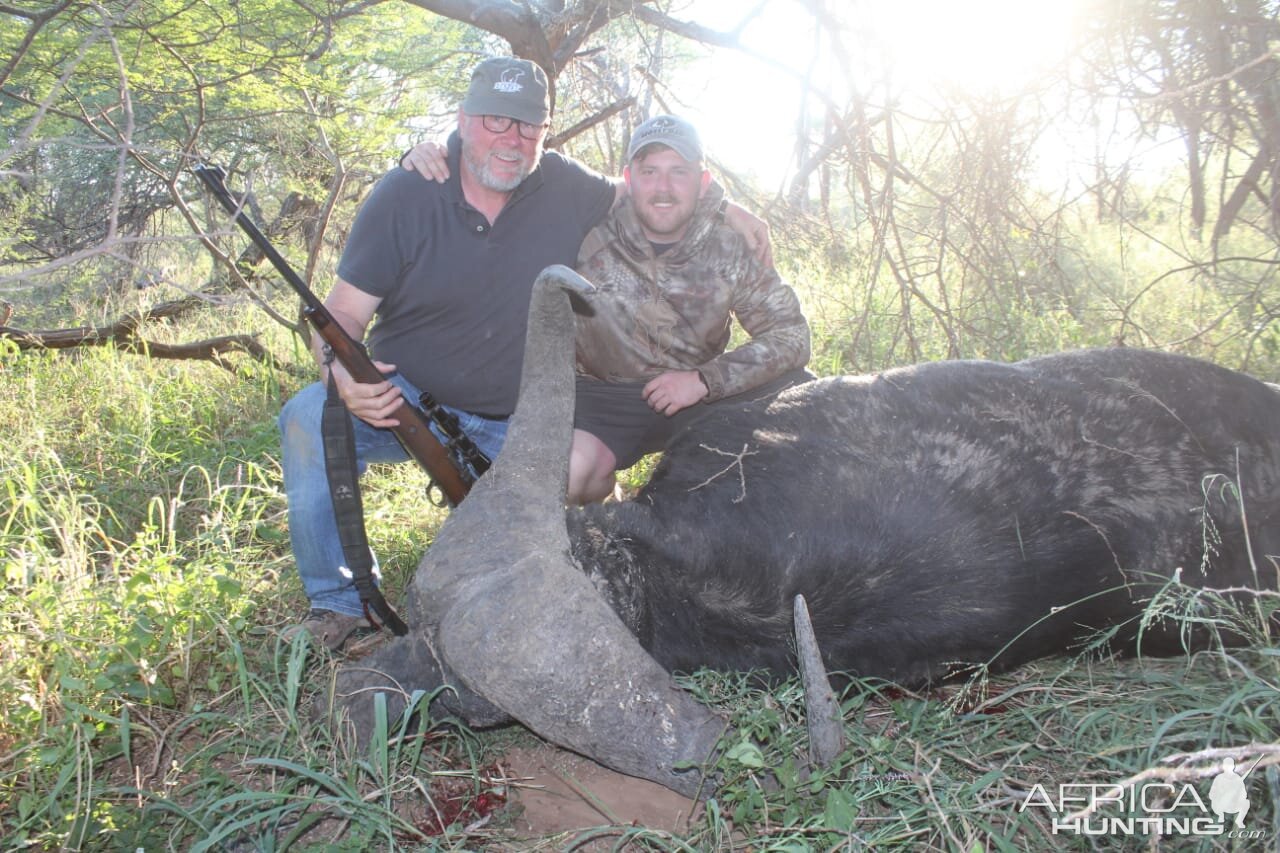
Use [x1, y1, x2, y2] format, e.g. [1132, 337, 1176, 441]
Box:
[321, 374, 409, 636]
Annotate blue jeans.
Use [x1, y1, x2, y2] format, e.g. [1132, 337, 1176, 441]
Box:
[279, 373, 508, 616]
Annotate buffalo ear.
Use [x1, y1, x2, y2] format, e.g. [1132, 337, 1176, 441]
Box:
[794, 594, 845, 768]
[567, 289, 595, 317]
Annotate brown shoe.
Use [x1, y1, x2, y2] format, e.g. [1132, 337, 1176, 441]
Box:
[342, 626, 392, 659]
[281, 608, 376, 651]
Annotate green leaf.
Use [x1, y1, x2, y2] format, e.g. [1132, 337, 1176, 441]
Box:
[824, 787, 858, 828]
[725, 740, 765, 769]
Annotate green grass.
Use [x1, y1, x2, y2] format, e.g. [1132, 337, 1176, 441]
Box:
[1, 290, 1278, 851]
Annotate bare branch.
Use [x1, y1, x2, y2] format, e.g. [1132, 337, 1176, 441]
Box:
[0, 299, 287, 374]
[546, 95, 634, 149]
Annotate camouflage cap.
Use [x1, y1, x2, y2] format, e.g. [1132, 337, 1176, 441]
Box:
[627, 114, 704, 163]
[461, 57, 551, 125]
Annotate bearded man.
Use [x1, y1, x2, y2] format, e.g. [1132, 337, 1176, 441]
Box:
[277, 57, 620, 648]
[568, 115, 812, 503]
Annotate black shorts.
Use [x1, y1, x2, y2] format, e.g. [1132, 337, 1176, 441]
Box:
[573, 368, 813, 470]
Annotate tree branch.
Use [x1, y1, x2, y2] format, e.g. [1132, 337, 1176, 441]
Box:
[546, 95, 634, 149]
[0, 299, 287, 374]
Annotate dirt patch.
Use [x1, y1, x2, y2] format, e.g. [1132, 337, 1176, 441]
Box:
[498, 743, 701, 848]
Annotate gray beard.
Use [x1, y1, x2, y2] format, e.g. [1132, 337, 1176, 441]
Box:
[463, 145, 537, 192]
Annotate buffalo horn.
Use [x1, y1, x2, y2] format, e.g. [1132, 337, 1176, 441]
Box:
[794, 594, 846, 767]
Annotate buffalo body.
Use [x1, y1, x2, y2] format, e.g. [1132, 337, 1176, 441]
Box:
[573, 347, 1280, 685]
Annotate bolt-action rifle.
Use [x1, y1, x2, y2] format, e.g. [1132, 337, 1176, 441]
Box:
[194, 164, 482, 636]
[194, 164, 472, 505]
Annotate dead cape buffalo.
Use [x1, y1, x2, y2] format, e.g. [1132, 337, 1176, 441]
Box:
[326, 265, 1280, 799]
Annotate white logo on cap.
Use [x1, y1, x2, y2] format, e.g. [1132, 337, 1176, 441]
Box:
[493, 69, 525, 93]
[640, 117, 677, 139]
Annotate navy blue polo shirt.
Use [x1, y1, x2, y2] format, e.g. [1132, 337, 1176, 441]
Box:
[337, 133, 615, 416]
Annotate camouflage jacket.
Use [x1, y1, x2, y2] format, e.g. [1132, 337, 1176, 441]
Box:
[575, 182, 810, 402]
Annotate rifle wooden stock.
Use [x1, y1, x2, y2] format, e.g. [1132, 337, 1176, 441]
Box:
[193, 164, 471, 506]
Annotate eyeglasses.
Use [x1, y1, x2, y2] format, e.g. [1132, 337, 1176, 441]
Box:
[481, 114, 547, 140]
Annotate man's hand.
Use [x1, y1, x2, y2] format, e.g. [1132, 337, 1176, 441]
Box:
[402, 140, 450, 182]
[643, 370, 708, 416]
[329, 359, 405, 427]
[724, 201, 774, 268]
